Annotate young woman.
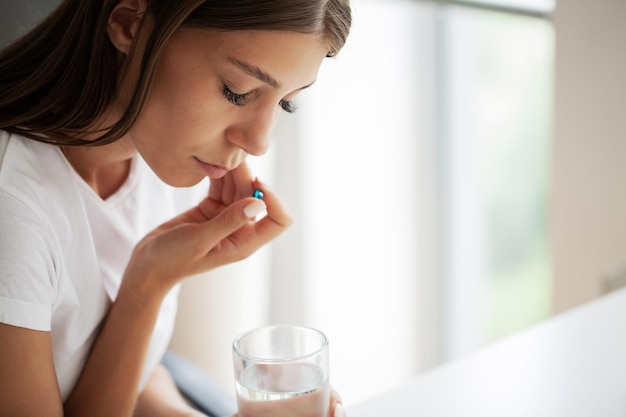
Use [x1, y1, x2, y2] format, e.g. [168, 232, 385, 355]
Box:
[0, 1, 351, 416]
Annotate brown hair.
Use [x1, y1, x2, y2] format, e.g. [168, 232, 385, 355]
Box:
[0, 0, 351, 146]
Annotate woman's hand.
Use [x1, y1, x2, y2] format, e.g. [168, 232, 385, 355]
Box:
[227, 387, 346, 417]
[330, 388, 347, 417]
[123, 161, 292, 297]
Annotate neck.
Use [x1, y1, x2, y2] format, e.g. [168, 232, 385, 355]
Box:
[61, 137, 137, 200]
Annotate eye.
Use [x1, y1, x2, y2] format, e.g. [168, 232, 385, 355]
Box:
[222, 84, 251, 107]
[279, 99, 297, 114]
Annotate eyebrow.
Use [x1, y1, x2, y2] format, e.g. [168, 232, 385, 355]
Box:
[228, 56, 280, 89]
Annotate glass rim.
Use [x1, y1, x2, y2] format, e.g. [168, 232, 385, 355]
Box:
[232, 324, 329, 364]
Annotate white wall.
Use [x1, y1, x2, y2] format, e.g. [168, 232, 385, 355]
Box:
[551, 0, 626, 313]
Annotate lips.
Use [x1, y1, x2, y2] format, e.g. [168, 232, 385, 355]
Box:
[194, 157, 229, 179]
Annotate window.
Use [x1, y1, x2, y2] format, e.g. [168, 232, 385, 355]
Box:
[438, 1, 554, 360]
[455, 0, 555, 14]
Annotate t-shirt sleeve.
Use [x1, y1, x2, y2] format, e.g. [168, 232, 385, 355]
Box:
[0, 189, 57, 331]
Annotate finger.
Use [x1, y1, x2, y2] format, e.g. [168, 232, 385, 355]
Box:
[195, 181, 290, 269]
[208, 176, 224, 201]
[221, 168, 235, 202]
[221, 161, 254, 203]
[230, 160, 255, 200]
[252, 178, 293, 232]
[330, 388, 345, 417]
[330, 387, 343, 404]
[191, 197, 267, 255]
[333, 403, 346, 417]
[209, 161, 255, 203]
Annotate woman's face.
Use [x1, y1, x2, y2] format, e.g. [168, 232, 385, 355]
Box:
[129, 28, 329, 187]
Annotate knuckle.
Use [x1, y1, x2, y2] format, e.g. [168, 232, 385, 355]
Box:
[222, 210, 245, 231]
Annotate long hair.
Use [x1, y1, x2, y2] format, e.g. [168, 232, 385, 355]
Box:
[0, 0, 351, 146]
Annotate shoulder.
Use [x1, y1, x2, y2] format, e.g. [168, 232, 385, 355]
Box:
[0, 140, 62, 295]
[0, 131, 69, 197]
[0, 133, 98, 331]
[0, 132, 58, 241]
[0, 130, 86, 287]
[0, 131, 83, 222]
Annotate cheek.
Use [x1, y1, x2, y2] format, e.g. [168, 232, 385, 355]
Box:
[135, 73, 226, 143]
[148, 74, 203, 123]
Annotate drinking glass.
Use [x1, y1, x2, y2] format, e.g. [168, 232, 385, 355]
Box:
[232, 324, 330, 417]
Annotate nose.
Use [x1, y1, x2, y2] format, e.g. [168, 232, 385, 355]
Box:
[226, 105, 278, 156]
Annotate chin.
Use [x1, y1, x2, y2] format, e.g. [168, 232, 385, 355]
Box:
[157, 171, 206, 188]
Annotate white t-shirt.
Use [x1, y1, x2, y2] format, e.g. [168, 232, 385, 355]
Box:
[0, 131, 207, 400]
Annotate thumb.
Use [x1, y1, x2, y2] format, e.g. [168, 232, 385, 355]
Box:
[216, 197, 267, 229]
[194, 197, 267, 246]
[193, 197, 267, 266]
[242, 198, 267, 220]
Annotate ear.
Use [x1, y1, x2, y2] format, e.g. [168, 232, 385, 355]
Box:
[106, 0, 148, 54]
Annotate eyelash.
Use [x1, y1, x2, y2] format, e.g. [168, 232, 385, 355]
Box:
[222, 84, 297, 114]
[222, 84, 250, 106]
[279, 99, 297, 114]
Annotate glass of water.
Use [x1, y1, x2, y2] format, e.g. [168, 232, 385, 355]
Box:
[232, 324, 330, 417]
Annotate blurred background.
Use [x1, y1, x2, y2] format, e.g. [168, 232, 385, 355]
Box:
[2, 0, 625, 408]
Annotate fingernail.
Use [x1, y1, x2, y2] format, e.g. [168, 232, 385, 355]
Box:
[243, 199, 266, 219]
[334, 403, 346, 417]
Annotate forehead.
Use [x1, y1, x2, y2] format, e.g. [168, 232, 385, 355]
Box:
[168, 28, 329, 90]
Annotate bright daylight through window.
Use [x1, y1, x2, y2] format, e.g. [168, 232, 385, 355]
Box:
[274, 0, 555, 405]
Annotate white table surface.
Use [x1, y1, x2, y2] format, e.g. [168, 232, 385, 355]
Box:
[347, 287, 626, 417]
